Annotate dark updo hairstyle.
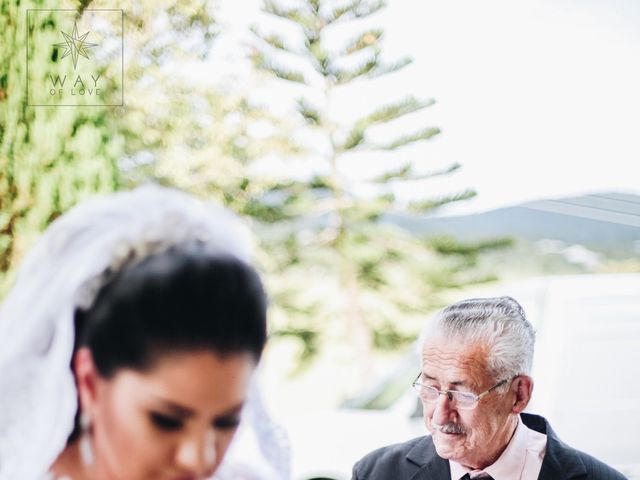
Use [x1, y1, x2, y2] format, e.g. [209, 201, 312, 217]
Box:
[68, 241, 267, 441]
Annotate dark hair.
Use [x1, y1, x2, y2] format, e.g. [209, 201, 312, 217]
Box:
[74, 242, 267, 377]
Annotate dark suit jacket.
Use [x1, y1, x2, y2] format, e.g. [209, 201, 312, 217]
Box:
[352, 413, 627, 479]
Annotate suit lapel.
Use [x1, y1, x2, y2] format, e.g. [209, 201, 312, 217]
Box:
[520, 413, 587, 480]
[405, 436, 451, 480]
[537, 434, 587, 479]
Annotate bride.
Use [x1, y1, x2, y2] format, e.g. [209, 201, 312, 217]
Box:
[0, 185, 289, 480]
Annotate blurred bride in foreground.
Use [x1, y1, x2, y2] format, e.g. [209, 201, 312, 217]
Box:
[0, 185, 289, 480]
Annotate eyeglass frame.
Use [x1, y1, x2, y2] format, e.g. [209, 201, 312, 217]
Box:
[411, 372, 512, 410]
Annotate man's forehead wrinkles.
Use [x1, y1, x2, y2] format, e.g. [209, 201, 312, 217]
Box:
[422, 349, 484, 365]
[422, 351, 462, 367]
[422, 342, 488, 362]
[421, 346, 489, 385]
[422, 349, 459, 359]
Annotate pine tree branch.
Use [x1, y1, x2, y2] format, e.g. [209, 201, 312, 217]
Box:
[302, 24, 322, 47]
[368, 56, 412, 78]
[356, 96, 435, 128]
[269, 65, 307, 83]
[408, 163, 462, 181]
[307, 39, 332, 76]
[341, 29, 384, 56]
[408, 189, 477, 213]
[296, 98, 323, 125]
[324, 3, 354, 24]
[345, 194, 396, 223]
[308, 0, 321, 14]
[299, 9, 327, 47]
[333, 56, 378, 84]
[429, 236, 513, 256]
[262, 0, 306, 22]
[323, 0, 387, 24]
[371, 163, 413, 182]
[340, 127, 366, 151]
[332, 54, 411, 84]
[250, 25, 297, 54]
[377, 127, 441, 150]
[251, 50, 307, 83]
[339, 98, 435, 152]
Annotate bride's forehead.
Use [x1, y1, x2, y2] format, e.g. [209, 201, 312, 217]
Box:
[117, 350, 254, 385]
[104, 351, 254, 410]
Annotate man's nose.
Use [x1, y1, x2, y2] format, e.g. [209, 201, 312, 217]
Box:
[175, 431, 217, 477]
[432, 391, 455, 425]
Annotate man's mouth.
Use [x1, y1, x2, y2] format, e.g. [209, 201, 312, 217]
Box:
[431, 419, 465, 435]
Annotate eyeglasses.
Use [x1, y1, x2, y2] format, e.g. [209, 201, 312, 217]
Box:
[411, 372, 509, 410]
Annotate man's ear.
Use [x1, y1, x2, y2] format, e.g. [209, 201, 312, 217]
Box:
[511, 375, 533, 414]
[74, 347, 100, 413]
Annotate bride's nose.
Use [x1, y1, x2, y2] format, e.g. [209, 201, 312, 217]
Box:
[174, 429, 217, 477]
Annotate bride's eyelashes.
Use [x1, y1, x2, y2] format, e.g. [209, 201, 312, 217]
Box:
[150, 412, 183, 431]
[213, 415, 241, 430]
[149, 412, 241, 432]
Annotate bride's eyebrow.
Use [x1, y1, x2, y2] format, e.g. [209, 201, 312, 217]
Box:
[217, 403, 244, 418]
[150, 397, 194, 419]
[149, 396, 245, 419]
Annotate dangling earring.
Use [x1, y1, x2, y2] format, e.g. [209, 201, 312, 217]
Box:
[79, 412, 95, 467]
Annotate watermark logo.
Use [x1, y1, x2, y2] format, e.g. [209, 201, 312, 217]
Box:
[27, 9, 124, 107]
[53, 22, 98, 70]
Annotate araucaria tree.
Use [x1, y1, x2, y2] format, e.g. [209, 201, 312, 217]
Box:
[250, 0, 506, 382]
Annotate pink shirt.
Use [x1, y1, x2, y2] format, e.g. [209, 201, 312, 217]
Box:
[449, 416, 547, 480]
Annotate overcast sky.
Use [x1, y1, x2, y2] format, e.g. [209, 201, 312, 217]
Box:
[212, 0, 640, 216]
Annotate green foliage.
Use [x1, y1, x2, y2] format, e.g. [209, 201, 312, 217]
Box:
[408, 189, 477, 213]
[429, 236, 514, 256]
[357, 97, 435, 129]
[297, 98, 323, 125]
[0, 0, 259, 299]
[377, 127, 441, 151]
[84, 0, 300, 227]
[0, 0, 121, 296]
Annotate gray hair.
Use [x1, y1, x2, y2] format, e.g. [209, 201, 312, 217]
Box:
[419, 296, 535, 383]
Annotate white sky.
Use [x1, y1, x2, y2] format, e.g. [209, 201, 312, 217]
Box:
[211, 0, 640, 215]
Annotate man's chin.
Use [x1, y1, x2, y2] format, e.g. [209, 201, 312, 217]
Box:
[432, 431, 466, 457]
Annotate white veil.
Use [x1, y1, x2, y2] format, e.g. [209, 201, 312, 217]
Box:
[0, 184, 289, 480]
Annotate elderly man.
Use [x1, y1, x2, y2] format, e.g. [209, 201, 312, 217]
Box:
[352, 297, 625, 480]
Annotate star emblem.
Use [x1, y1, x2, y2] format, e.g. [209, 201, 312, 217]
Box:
[53, 22, 98, 70]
